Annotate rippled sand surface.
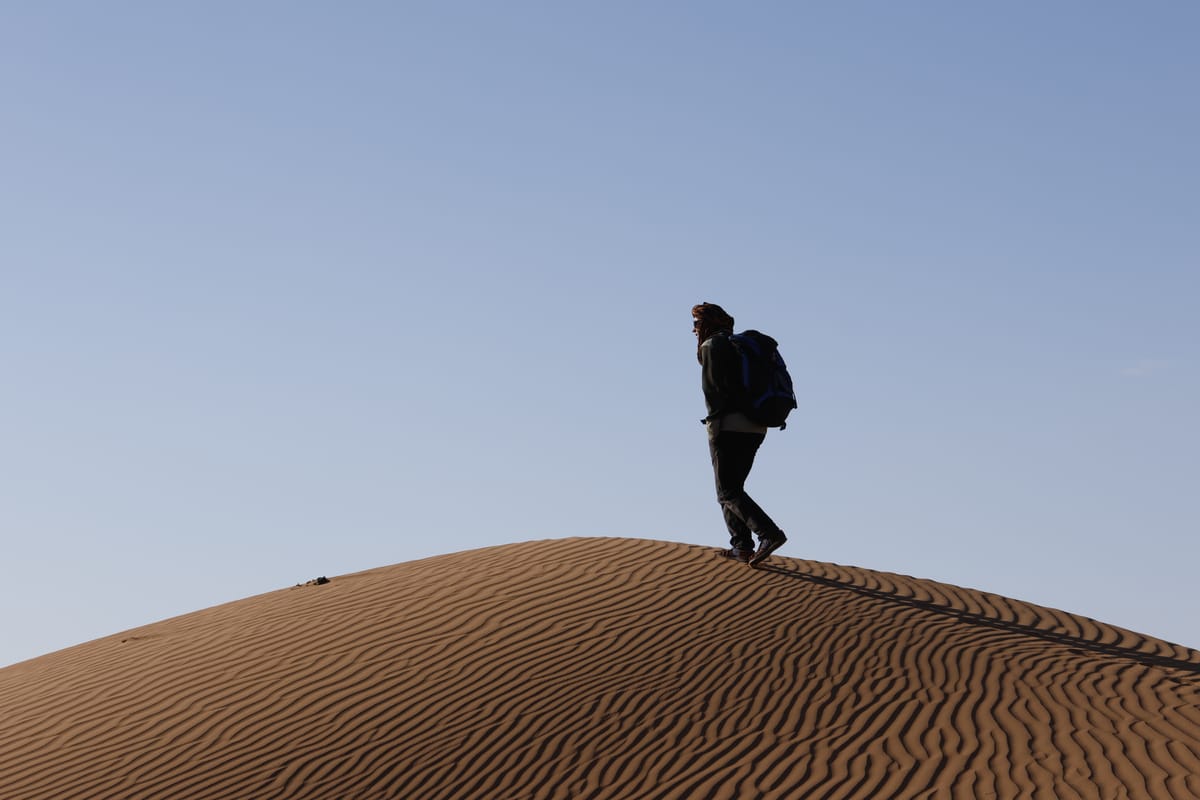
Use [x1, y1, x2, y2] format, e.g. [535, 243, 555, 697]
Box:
[3, 537, 1198, 799]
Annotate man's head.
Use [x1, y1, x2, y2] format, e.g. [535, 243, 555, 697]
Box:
[692, 302, 735, 360]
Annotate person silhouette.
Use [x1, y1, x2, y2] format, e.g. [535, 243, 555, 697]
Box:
[692, 302, 787, 566]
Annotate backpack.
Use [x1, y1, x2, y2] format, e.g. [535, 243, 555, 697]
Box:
[729, 330, 797, 429]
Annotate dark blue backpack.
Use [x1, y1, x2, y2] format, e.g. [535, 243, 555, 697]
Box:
[729, 330, 797, 429]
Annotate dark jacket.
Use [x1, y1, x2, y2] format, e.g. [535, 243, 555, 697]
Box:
[698, 331, 740, 421]
[699, 331, 770, 437]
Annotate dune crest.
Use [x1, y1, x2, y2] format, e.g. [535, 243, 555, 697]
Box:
[2, 537, 1199, 799]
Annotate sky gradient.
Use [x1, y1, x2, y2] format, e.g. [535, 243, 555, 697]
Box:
[2, 2, 1197, 667]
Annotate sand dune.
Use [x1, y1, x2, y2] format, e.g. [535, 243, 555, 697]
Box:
[2, 537, 1199, 799]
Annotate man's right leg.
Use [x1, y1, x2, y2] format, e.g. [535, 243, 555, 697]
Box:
[713, 432, 783, 535]
[710, 432, 764, 553]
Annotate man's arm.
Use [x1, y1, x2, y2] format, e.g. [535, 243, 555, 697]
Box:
[700, 336, 739, 421]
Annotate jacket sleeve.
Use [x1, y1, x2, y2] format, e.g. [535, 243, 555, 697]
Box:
[699, 336, 739, 420]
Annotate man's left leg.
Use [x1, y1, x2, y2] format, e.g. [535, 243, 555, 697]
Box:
[714, 432, 782, 540]
[712, 432, 783, 545]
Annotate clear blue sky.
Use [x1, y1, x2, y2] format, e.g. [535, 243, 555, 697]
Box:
[2, 3, 1196, 667]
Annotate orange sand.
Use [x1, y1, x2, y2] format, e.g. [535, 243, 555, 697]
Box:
[2, 538, 1198, 799]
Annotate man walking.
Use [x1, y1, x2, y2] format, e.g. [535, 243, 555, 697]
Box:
[693, 302, 787, 566]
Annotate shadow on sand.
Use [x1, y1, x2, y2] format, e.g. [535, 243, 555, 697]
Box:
[755, 562, 1200, 676]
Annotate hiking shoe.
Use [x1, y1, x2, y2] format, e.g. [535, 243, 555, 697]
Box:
[718, 547, 753, 563]
[748, 532, 787, 567]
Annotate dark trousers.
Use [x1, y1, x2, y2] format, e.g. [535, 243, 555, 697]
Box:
[709, 431, 782, 550]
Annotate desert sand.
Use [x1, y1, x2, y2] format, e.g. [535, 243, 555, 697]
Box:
[2, 537, 1198, 799]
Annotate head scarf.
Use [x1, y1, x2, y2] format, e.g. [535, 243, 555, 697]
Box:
[692, 302, 735, 362]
